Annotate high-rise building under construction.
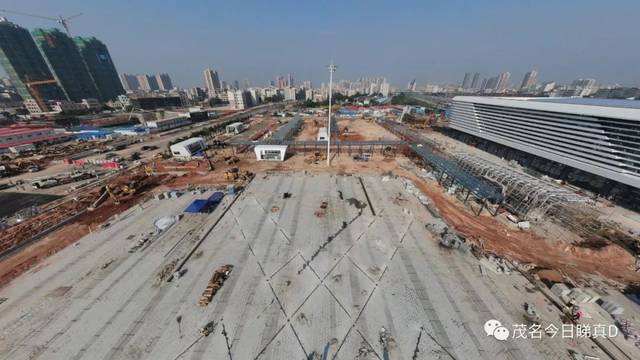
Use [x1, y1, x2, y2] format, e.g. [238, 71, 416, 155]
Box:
[32, 28, 100, 101]
[74, 36, 124, 101]
[0, 18, 65, 101]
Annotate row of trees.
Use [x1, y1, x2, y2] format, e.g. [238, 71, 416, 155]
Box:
[302, 92, 366, 108]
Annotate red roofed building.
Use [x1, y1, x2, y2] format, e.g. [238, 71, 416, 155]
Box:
[0, 126, 70, 152]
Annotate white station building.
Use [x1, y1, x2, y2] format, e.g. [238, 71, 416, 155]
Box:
[317, 127, 328, 141]
[169, 137, 207, 160]
[448, 96, 640, 189]
[254, 144, 288, 161]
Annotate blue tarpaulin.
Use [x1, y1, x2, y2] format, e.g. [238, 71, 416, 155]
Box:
[207, 192, 224, 204]
[184, 199, 210, 213]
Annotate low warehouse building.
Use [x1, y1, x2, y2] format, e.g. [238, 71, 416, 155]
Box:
[170, 137, 207, 159]
[254, 144, 288, 161]
[226, 122, 246, 134]
[0, 126, 70, 154]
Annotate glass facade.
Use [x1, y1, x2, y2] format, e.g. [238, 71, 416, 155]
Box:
[74, 36, 124, 101]
[0, 19, 65, 101]
[32, 28, 100, 101]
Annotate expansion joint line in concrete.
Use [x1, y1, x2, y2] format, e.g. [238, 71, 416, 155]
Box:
[267, 252, 299, 280]
[421, 326, 458, 360]
[230, 213, 310, 359]
[174, 190, 246, 275]
[296, 252, 351, 319]
[252, 197, 293, 243]
[357, 177, 376, 216]
[23, 226, 178, 360]
[331, 219, 415, 359]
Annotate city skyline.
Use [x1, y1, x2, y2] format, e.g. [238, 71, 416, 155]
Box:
[0, 0, 639, 88]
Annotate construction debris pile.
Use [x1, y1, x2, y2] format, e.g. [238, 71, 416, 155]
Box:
[154, 259, 179, 287]
[425, 219, 467, 251]
[0, 170, 170, 286]
[551, 203, 640, 254]
[0, 192, 95, 255]
[198, 264, 233, 306]
[0, 157, 49, 177]
[618, 319, 640, 348]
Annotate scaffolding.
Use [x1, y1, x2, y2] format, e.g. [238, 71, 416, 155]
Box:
[452, 152, 587, 219]
[411, 145, 503, 215]
[379, 119, 503, 215]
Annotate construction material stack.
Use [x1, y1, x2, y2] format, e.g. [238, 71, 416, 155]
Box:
[198, 264, 233, 306]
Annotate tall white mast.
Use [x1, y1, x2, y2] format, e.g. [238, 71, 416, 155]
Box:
[327, 62, 336, 166]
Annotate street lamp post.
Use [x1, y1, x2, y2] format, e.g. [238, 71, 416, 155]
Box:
[327, 62, 337, 166]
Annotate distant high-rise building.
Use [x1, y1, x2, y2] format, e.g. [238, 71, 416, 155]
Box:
[470, 73, 481, 89]
[147, 74, 159, 91]
[155, 73, 173, 91]
[119, 73, 139, 91]
[0, 18, 65, 102]
[203, 68, 221, 94]
[136, 74, 150, 91]
[276, 76, 287, 89]
[302, 80, 312, 90]
[186, 87, 206, 102]
[248, 88, 261, 104]
[571, 78, 597, 96]
[407, 79, 416, 91]
[485, 77, 498, 91]
[461, 73, 471, 89]
[284, 87, 296, 101]
[571, 78, 596, 88]
[480, 78, 488, 90]
[287, 73, 294, 87]
[495, 72, 511, 92]
[520, 70, 538, 91]
[541, 81, 556, 93]
[74, 36, 124, 101]
[31, 28, 100, 101]
[233, 80, 240, 90]
[227, 89, 251, 109]
[305, 89, 313, 101]
[380, 81, 390, 97]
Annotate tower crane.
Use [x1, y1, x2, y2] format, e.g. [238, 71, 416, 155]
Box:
[0, 9, 82, 36]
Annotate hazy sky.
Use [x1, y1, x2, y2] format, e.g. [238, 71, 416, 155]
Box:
[1, 0, 639, 88]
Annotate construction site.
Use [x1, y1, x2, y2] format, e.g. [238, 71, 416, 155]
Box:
[0, 103, 639, 360]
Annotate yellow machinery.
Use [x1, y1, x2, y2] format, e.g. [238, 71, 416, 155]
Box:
[224, 168, 239, 181]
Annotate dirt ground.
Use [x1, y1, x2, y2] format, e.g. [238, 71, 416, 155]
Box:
[166, 151, 401, 188]
[337, 118, 399, 141]
[408, 177, 640, 285]
[293, 117, 398, 142]
[293, 117, 323, 141]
